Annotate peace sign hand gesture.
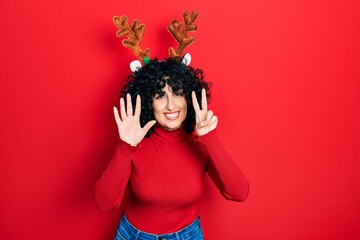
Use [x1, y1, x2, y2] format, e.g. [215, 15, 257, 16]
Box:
[192, 89, 218, 136]
[113, 94, 156, 146]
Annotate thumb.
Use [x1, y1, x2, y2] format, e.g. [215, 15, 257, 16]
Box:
[142, 120, 157, 133]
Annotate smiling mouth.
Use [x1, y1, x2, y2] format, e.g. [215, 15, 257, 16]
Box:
[164, 111, 179, 120]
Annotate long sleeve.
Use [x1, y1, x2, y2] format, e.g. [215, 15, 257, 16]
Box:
[197, 130, 250, 202]
[95, 140, 134, 212]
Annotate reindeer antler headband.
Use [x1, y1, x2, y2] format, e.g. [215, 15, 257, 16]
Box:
[113, 11, 198, 72]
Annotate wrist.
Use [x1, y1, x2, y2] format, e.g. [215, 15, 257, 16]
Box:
[120, 137, 139, 147]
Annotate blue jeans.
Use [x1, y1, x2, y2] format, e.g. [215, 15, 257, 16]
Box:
[114, 214, 204, 240]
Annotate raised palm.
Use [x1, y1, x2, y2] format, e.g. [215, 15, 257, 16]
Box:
[113, 94, 156, 146]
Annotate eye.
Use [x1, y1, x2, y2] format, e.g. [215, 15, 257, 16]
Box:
[174, 90, 184, 97]
[154, 92, 165, 99]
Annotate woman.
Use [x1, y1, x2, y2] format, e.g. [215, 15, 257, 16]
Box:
[95, 58, 249, 240]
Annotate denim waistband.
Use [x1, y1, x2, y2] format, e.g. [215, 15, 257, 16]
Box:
[116, 214, 203, 240]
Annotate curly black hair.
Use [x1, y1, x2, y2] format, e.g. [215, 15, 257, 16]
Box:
[120, 57, 212, 136]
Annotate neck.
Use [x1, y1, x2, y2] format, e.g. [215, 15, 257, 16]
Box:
[152, 124, 188, 142]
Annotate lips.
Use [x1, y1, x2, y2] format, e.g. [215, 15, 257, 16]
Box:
[164, 111, 179, 120]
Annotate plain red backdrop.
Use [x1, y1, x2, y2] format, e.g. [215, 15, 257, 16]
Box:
[1, 0, 360, 239]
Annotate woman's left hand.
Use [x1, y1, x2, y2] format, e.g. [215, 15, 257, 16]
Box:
[192, 89, 218, 136]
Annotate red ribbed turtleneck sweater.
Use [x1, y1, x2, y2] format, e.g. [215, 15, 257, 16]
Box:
[95, 125, 249, 234]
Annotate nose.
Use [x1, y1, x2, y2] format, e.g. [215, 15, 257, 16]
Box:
[166, 96, 175, 110]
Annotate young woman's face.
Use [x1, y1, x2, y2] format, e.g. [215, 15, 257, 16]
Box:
[152, 83, 187, 131]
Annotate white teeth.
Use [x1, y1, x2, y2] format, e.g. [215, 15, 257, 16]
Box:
[164, 112, 179, 120]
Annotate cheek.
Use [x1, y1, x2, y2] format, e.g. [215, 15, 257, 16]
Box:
[181, 101, 188, 117]
[181, 100, 187, 111]
[151, 102, 163, 115]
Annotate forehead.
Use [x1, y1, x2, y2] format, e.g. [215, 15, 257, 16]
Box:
[158, 83, 175, 93]
[164, 76, 184, 90]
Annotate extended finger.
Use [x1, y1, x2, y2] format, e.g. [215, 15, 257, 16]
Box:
[201, 89, 208, 112]
[113, 107, 122, 126]
[126, 94, 133, 116]
[120, 97, 127, 119]
[134, 95, 141, 116]
[192, 91, 200, 112]
[142, 120, 157, 133]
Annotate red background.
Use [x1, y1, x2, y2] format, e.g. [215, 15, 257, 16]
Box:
[1, 0, 360, 239]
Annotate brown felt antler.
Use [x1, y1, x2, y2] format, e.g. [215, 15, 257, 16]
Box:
[168, 11, 198, 58]
[113, 16, 150, 62]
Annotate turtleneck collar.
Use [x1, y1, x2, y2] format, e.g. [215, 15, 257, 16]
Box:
[151, 124, 189, 142]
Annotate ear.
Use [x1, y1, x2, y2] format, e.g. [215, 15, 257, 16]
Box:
[182, 53, 191, 66]
[130, 60, 142, 72]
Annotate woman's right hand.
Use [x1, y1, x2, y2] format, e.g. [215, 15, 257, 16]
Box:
[113, 94, 156, 146]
